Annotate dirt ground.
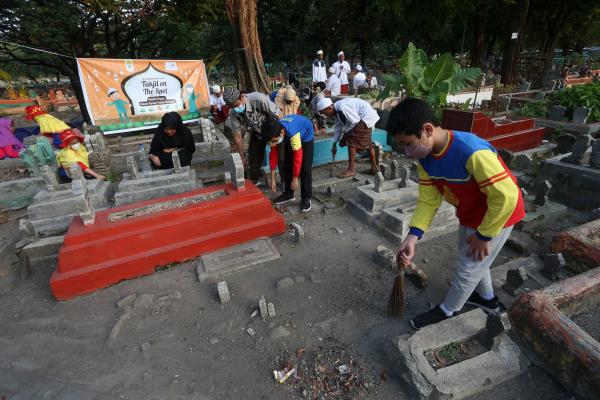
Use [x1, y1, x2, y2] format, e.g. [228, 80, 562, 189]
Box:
[0, 158, 585, 400]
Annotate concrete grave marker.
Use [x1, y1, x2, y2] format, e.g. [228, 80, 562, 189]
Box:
[514, 153, 533, 172]
[502, 267, 527, 295]
[498, 95, 511, 112]
[19, 218, 38, 242]
[399, 165, 409, 188]
[127, 156, 139, 178]
[374, 171, 385, 193]
[70, 164, 95, 225]
[549, 105, 567, 121]
[196, 238, 281, 282]
[518, 81, 531, 92]
[40, 165, 59, 192]
[542, 253, 565, 281]
[572, 106, 591, 125]
[590, 139, 600, 170]
[390, 159, 399, 180]
[138, 144, 152, 174]
[561, 134, 592, 165]
[171, 149, 182, 173]
[228, 153, 245, 190]
[533, 180, 552, 206]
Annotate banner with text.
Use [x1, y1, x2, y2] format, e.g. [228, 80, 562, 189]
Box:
[77, 58, 210, 134]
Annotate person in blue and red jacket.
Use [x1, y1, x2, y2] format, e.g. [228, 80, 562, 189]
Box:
[262, 115, 315, 212]
[387, 98, 525, 330]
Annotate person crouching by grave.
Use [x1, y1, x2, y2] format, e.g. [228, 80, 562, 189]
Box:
[149, 112, 196, 170]
[210, 85, 229, 124]
[0, 118, 23, 159]
[25, 105, 71, 147]
[56, 129, 105, 182]
[387, 98, 525, 330]
[275, 86, 301, 117]
[316, 97, 379, 178]
[222, 87, 282, 182]
[262, 115, 314, 212]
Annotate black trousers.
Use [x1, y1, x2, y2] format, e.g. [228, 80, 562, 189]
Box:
[248, 133, 268, 182]
[283, 139, 313, 200]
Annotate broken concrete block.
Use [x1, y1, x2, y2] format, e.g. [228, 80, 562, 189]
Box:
[542, 253, 565, 281]
[258, 296, 268, 319]
[217, 281, 230, 304]
[267, 302, 276, 318]
[276, 277, 295, 290]
[561, 134, 592, 165]
[374, 245, 396, 269]
[289, 222, 304, 244]
[246, 327, 256, 337]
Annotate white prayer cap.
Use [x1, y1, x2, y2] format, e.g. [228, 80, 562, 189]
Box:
[328, 67, 336, 74]
[337, 51, 344, 57]
[316, 97, 333, 111]
[211, 84, 221, 94]
[317, 49, 323, 55]
[355, 64, 363, 71]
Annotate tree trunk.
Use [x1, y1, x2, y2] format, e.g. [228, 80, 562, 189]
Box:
[533, 5, 573, 88]
[225, 0, 270, 93]
[470, 7, 487, 68]
[500, 0, 529, 85]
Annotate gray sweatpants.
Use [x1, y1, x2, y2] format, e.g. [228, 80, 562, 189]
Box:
[442, 225, 513, 313]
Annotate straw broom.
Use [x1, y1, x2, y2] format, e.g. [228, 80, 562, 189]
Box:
[387, 251, 407, 316]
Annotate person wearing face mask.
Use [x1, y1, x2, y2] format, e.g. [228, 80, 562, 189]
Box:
[222, 87, 282, 182]
[387, 98, 525, 330]
[56, 129, 105, 182]
[262, 115, 314, 212]
[149, 112, 196, 169]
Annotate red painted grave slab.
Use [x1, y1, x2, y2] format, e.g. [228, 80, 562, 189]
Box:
[50, 181, 286, 300]
[442, 109, 545, 152]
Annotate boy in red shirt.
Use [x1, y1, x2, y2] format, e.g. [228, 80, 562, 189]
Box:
[387, 99, 525, 329]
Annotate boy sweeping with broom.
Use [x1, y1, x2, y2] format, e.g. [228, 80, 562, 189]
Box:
[387, 98, 525, 329]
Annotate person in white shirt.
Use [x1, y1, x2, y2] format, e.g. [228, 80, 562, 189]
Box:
[312, 50, 327, 89]
[317, 97, 380, 178]
[332, 51, 351, 95]
[209, 85, 228, 123]
[366, 71, 378, 88]
[352, 64, 367, 92]
[326, 67, 341, 97]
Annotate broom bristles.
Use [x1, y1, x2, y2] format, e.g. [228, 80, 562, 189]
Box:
[387, 265, 405, 316]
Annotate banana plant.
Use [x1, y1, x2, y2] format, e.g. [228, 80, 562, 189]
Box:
[380, 42, 481, 107]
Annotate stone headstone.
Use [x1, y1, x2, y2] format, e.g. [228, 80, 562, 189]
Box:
[534, 91, 546, 100]
[229, 153, 245, 190]
[542, 253, 565, 281]
[503, 267, 527, 295]
[498, 95, 511, 112]
[590, 139, 600, 170]
[533, 180, 552, 206]
[171, 150, 182, 173]
[572, 106, 591, 125]
[399, 165, 409, 189]
[555, 134, 576, 154]
[390, 160, 399, 180]
[518, 81, 531, 92]
[561, 134, 592, 165]
[40, 165, 59, 192]
[374, 171, 385, 193]
[514, 154, 533, 172]
[127, 156, 138, 178]
[138, 144, 152, 173]
[373, 142, 382, 166]
[549, 105, 567, 121]
[70, 163, 95, 225]
[485, 312, 511, 347]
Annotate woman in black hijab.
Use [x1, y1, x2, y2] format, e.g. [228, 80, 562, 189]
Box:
[149, 112, 196, 169]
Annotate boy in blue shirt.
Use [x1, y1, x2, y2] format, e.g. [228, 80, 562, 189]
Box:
[262, 115, 315, 212]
